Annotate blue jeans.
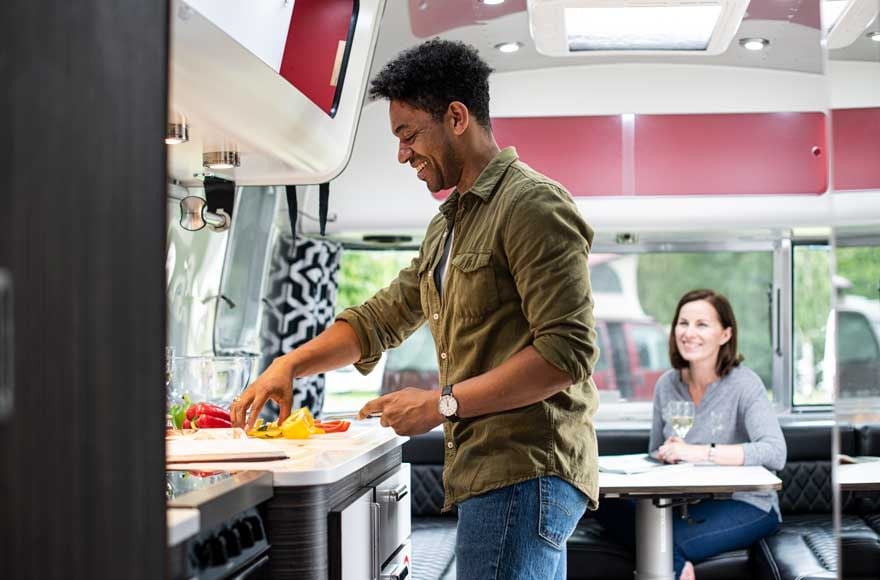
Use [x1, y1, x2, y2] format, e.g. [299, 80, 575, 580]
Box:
[456, 476, 589, 580]
[595, 498, 780, 578]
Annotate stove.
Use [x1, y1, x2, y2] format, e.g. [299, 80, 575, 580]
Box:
[167, 469, 273, 580]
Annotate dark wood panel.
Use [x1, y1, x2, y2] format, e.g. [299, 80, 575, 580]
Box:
[0, 2, 168, 579]
[264, 449, 402, 580]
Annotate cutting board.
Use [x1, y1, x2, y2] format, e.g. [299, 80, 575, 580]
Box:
[166, 438, 288, 463]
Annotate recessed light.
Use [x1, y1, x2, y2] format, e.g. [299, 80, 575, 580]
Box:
[482, 0, 506, 4]
[165, 123, 189, 145]
[739, 37, 769, 50]
[203, 150, 240, 170]
[868, 31, 880, 42]
[495, 42, 521, 53]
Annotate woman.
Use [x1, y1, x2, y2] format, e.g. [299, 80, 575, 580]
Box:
[598, 289, 786, 580]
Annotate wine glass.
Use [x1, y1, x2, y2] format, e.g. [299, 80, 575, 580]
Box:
[666, 401, 695, 439]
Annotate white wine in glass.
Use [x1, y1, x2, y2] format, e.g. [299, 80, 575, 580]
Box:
[667, 401, 695, 439]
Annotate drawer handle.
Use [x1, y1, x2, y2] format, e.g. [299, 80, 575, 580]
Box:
[379, 484, 408, 503]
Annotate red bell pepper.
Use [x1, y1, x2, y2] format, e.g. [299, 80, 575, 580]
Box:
[183, 419, 191, 429]
[186, 402, 231, 422]
[314, 420, 350, 433]
[193, 414, 232, 429]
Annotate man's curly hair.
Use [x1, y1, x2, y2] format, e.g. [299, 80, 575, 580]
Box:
[369, 39, 494, 128]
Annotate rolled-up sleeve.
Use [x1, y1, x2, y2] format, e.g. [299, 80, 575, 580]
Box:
[335, 254, 426, 375]
[502, 183, 598, 384]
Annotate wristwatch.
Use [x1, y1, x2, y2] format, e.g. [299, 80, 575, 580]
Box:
[438, 384, 460, 422]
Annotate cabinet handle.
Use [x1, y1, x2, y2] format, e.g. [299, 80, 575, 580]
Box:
[0, 269, 13, 423]
[379, 484, 408, 503]
[370, 502, 381, 580]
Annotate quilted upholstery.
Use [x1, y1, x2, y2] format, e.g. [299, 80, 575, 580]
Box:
[411, 465, 448, 517]
[778, 461, 834, 514]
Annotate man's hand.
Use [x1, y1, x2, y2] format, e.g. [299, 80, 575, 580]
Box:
[657, 436, 707, 464]
[358, 387, 443, 436]
[230, 359, 295, 431]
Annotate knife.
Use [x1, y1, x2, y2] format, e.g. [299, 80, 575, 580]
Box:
[320, 412, 382, 421]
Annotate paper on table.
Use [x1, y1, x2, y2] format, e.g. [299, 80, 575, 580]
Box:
[598, 453, 665, 475]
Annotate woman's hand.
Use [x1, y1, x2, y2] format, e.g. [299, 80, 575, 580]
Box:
[657, 436, 708, 464]
[230, 358, 295, 430]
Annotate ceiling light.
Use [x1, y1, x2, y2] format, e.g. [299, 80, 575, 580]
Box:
[739, 37, 769, 51]
[481, 0, 506, 4]
[528, 0, 749, 56]
[165, 123, 189, 145]
[495, 42, 522, 53]
[824, 0, 880, 49]
[203, 150, 240, 170]
[868, 31, 880, 42]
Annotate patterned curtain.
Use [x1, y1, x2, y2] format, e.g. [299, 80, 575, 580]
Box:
[260, 235, 342, 416]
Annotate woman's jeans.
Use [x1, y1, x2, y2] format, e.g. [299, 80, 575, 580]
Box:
[595, 498, 780, 578]
[456, 476, 589, 580]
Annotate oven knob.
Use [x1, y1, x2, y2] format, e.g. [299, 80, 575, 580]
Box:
[234, 520, 256, 549]
[244, 516, 265, 542]
[220, 528, 242, 557]
[207, 536, 228, 567]
[192, 541, 211, 570]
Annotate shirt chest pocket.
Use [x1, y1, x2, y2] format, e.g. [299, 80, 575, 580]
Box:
[449, 251, 500, 320]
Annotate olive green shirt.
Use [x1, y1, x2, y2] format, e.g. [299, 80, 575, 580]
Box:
[336, 147, 599, 510]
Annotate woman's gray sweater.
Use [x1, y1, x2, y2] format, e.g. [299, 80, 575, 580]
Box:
[649, 365, 787, 519]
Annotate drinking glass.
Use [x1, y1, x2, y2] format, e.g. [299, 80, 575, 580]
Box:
[666, 401, 695, 439]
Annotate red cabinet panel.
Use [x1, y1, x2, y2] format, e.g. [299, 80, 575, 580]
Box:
[280, 0, 356, 116]
[492, 116, 624, 196]
[831, 108, 880, 191]
[634, 112, 827, 195]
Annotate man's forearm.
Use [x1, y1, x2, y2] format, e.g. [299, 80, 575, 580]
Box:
[453, 346, 574, 419]
[275, 321, 362, 377]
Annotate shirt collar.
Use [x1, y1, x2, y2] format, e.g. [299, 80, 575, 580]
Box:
[439, 147, 518, 219]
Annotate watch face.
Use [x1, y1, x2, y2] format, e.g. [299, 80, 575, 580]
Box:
[439, 395, 458, 417]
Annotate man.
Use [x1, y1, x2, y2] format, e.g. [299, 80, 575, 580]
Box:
[231, 39, 599, 579]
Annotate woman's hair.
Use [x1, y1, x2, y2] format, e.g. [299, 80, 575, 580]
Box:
[668, 289, 744, 377]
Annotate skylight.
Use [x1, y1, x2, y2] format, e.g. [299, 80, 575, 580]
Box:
[565, 5, 724, 51]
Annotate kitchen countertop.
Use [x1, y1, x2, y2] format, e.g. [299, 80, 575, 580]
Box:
[169, 421, 409, 487]
[167, 508, 200, 546]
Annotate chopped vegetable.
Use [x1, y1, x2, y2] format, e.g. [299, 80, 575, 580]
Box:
[246, 407, 327, 439]
[314, 419, 351, 433]
[186, 402, 230, 422]
[192, 415, 232, 429]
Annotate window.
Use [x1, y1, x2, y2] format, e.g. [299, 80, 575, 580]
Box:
[834, 243, 880, 400]
[323, 249, 418, 414]
[792, 244, 833, 405]
[323, 245, 791, 418]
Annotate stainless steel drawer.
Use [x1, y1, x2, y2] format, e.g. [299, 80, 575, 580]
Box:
[372, 463, 412, 567]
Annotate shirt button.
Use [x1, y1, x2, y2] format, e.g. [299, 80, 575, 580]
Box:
[447, 441, 454, 449]
[440, 352, 447, 360]
[432, 313, 439, 320]
[428, 270, 433, 276]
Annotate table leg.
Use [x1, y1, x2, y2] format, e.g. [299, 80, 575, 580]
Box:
[634, 498, 675, 580]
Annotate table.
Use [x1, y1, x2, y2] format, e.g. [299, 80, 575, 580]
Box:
[599, 463, 782, 580]
[838, 459, 880, 491]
